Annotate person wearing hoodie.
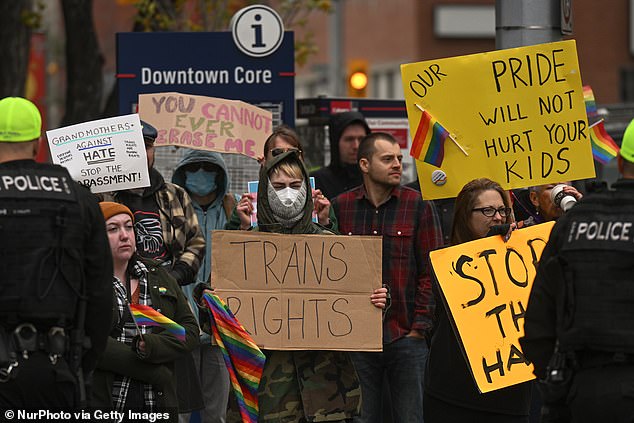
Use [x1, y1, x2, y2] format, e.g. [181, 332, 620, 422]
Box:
[229, 149, 388, 422]
[171, 149, 234, 423]
[311, 111, 371, 200]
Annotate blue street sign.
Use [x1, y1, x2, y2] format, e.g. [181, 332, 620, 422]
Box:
[116, 31, 295, 126]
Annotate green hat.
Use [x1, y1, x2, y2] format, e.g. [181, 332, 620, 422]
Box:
[0, 97, 42, 142]
[621, 118, 634, 163]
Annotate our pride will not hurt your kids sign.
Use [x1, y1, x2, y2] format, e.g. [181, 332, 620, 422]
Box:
[401, 40, 595, 200]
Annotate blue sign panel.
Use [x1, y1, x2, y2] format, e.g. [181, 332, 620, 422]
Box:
[116, 32, 295, 126]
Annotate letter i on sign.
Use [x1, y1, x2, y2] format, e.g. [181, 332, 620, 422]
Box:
[251, 14, 265, 48]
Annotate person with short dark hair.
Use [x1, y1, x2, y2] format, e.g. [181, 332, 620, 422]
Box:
[332, 132, 443, 423]
[521, 119, 634, 421]
[311, 111, 371, 199]
[0, 97, 113, 409]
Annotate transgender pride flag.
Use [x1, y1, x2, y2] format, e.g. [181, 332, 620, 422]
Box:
[410, 109, 449, 168]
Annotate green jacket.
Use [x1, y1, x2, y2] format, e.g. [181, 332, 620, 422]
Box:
[254, 151, 361, 422]
[91, 258, 199, 420]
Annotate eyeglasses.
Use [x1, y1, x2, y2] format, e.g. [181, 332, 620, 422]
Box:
[270, 147, 301, 157]
[472, 206, 512, 217]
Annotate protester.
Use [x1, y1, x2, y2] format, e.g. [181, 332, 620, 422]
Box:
[332, 132, 443, 423]
[311, 111, 371, 199]
[225, 149, 387, 422]
[104, 121, 205, 415]
[521, 119, 634, 422]
[0, 97, 113, 409]
[513, 183, 583, 225]
[226, 125, 336, 231]
[92, 202, 198, 421]
[424, 178, 531, 422]
[171, 150, 233, 423]
[105, 120, 205, 286]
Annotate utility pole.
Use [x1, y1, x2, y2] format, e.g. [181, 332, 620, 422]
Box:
[329, 0, 344, 96]
[495, 0, 562, 50]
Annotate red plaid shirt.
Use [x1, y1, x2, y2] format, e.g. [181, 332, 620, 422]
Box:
[332, 185, 443, 344]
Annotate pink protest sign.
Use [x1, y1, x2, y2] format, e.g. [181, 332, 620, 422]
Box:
[138, 92, 272, 159]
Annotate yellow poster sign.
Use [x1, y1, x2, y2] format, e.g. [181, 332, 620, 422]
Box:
[429, 222, 554, 393]
[401, 40, 595, 200]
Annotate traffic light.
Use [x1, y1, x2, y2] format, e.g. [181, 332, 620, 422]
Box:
[347, 59, 368, 98]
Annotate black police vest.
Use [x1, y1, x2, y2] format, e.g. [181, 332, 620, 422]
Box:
[557, 190, 634, 353]
[0, 163, 84, 326]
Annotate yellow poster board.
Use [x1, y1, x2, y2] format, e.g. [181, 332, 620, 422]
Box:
[401, 40, 595, 200]
[429, 222, 554, 393]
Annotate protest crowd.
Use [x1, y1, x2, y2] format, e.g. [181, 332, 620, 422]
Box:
[2, 38, 634, 423]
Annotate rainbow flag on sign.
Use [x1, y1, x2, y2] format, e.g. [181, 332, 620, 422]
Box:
[129, 304, 186, 342]
[410, 109, 449, 168]
[202, 292, 265, 423]
[583, 85, 599, 119]
[589, 120, 619, 164]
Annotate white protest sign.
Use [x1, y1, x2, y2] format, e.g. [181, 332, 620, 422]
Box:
[47, 114, 150, 193]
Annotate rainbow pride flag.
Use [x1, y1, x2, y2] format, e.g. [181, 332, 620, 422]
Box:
[410, 109, 449, 167]
[202, 292, 265, 423]
[589, 120, 619, 164]
[129, 304, 186, 342]
[583, 85, 598, 119]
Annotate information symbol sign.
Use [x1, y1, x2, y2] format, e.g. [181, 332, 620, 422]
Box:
[231, 5, 285, 58]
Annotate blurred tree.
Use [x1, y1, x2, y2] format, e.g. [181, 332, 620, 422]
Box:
[61, 0, 104, 125]
[0, 1, 330, 122]
[0, 1, 37, 98]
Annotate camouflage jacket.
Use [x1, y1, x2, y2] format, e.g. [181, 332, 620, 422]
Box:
[257, 350, 360, 422]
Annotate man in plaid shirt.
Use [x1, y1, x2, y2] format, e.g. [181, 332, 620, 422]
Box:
[332, 132, 443, 423]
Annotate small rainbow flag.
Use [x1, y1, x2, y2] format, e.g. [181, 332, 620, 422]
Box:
[202, 292, 265, 423]
[410, 109, 449, 168]
[129, 303, 186, 342]
[583, 85, 598, 119]
[589, 120, 619, 165]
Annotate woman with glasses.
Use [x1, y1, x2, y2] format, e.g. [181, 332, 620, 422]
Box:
[424, 178, 532, 422]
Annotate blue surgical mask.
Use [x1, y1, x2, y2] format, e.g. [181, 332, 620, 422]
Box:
[185, 169, 217, 196]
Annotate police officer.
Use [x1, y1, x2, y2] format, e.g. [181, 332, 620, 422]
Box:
[0, 97, 113, 410]
[521, 118, 634, 422]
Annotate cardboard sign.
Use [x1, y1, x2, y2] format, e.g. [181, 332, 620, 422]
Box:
[46, 114, 150, 193]
[211, 230, 383, 351]
[138, 92, 272, 159]
[401, 40, 595, 200]
[430, 222, 555, 393]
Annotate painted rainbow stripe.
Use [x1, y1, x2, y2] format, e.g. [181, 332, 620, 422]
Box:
[410, 109, 448, 168]
[590, 120, 619, 165]
[129, 303, 186, 342]
[202, 292, 265, 423]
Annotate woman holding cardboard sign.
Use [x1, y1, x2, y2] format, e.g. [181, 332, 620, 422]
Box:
[199, 150, 387, 422]
[424, 178, 532, 422]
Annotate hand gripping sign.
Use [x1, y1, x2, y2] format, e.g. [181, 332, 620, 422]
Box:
[430, 222, 554, 393]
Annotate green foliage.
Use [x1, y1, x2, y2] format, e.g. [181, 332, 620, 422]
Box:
[132, 0, 331, 65]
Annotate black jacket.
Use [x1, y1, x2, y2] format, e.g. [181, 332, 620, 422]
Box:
[310, 111, 370, 200]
